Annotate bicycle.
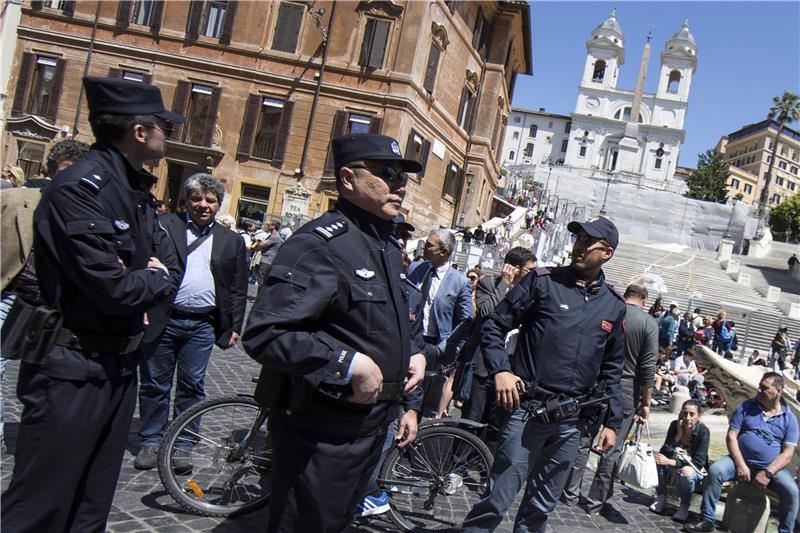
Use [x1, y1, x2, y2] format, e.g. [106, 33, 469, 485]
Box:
[157, 394, 493, 530]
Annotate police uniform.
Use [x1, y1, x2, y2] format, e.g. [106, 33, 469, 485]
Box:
[242, 134, 422, 533]
[462, 217, 627, 533]
[1, 77, 182, 533]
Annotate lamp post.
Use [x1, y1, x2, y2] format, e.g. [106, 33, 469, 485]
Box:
[599, 170, 612, 215]
[724, 194, 743, 240]
[458, 171, 475, 228]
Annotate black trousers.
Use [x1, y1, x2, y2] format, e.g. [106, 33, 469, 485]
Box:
[267, 411, 387, 533]
[1, 364, 137, 533]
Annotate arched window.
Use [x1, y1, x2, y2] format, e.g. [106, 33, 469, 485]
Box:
[613, 106, 644, 123]
[509, 150, 515, 160]
[667, 70, 681, 94]
[592, 60, 606, 81]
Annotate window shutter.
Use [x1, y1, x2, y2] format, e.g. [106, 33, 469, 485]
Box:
[150, 0, 165, 31]
[142, 73, 153, 84]
[271, 5, 290, 51]
[404, 132, 415, 159]
[466, 94, 477, 134]
[237, 94, 262, 159]
[219, 0, 237, 45]
[171, 81, 191, 140]
[472, 8, 483, 49]
[491, 111, 501, 150]
[12, 53, 36, 117]
[202, 86, 222, 147]
[368, 116, 382, 134]
[457, 86, 468, 127]
[367, 19, 390, 68]
[324, 110, 348, 175]
[423, 44, 440, 94]
[116, 1, 132, 28]
[420, 139, 430, 177]
[272, 3, 303, 53]
[63, 0, 75, 16]
[31, 1, 43, 10]
[108, 67, 122, 78]
[272, 100, 294, 164]
[185, 1, 203, 42]
[44, 58, 66, 122]
[359, 19, 376, 67]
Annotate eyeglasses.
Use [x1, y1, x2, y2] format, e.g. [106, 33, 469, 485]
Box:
[468, 275, 479, 281]
[348, 163, 409, 187]
[574, 233, 608, 248]
[144, 120, 175, 138]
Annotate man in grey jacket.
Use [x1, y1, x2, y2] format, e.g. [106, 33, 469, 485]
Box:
[562, 282, 658, 513]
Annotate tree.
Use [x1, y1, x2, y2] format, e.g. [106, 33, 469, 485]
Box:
[684, 149, 729, 203]
[760, 92, 800, 210]
[769, 193, 800, 241]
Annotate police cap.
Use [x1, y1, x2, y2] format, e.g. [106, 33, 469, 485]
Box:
[332, 133, 422, 173]
[392, 213, 415, 234]
[83, 77, 185, 123]
[568, 215, 619, 249]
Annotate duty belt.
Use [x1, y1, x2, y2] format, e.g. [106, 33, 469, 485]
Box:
[54, 328, 144, 355]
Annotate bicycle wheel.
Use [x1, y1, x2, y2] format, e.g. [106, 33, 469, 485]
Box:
[379, 424, 493, 531]
[157, 396, 272, 517]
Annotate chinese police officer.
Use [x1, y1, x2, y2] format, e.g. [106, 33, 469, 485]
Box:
[242, 133, 427, 532]
[461, 216, 627, 532]
[1, 77, 182, 532]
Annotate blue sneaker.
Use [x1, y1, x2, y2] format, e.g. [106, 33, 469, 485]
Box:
[353, 491, 390, 517]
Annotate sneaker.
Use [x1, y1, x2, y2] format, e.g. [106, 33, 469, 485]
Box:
[172, 449, 193, 475]
[649, 495, 667, 514]
[353, 491, 391, 518]
[133, 445, 158, 470]
[673, 504, 690, 522]
[684, 519, 714, 532]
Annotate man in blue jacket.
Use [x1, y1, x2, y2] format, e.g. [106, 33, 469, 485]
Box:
[461, 215, 627, 533]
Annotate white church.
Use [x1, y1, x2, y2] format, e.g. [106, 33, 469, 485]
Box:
[563, 10, 697, 182]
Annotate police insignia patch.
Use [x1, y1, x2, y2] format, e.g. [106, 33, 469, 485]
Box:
[113, 219, 130, 231]
[390, 141, 401, 156]
[601, 320, 613, 333]
[355, 268, 375, 280]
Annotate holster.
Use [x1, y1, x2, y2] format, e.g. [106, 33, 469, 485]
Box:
[0, 297, 62, 365]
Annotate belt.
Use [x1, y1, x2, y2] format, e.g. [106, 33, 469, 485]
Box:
[316, 381, 404, 402]
[171, 307, 212, 320]
[54, 328, 144, 355]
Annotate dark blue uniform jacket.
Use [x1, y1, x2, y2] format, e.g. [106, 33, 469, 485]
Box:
[481, 266, 627, 427]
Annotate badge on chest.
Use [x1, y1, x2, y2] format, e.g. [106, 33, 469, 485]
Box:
[355, 268, 375, 280]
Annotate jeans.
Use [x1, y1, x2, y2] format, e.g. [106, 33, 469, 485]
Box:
[656, 464, 701, 505]
[138, 316, 215, 448]
[462, 405, 585, 532]
[700, 455, 799, 533]
[0, 292, 17, 448]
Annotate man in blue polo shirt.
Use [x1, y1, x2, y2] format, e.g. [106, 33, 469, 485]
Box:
[685, 372, 799, 533]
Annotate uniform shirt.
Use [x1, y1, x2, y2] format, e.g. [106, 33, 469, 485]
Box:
[730, 398, 799, 468]
[422, 261, 451, 337]
[481, 266, 627, 427]
[173, 217, 216, 311]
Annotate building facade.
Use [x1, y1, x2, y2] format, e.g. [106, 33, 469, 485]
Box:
[500, 107, 571, 166]
[717, 119, 800, 206]
[563, 10, 696, 183]
[3, 0, 532, 233]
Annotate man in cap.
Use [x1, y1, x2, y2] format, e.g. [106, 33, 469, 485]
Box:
[1, 77, 182, 533]
[461, 215, 627, 532]
[243, 133, 427, 532]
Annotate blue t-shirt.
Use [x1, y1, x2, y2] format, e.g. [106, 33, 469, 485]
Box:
[729, 398, 799, 467]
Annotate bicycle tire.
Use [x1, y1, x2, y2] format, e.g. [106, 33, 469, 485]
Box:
[379, 424, 493, 531]
[157, 395, 272, 517]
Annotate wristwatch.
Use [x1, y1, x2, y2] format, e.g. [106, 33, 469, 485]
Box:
[764, 469, 775, 480]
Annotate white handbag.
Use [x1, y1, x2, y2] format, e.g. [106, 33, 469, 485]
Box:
[615, 423, 659, 489]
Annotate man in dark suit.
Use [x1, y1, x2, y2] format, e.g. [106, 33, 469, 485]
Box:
[134, 173, 248, 470]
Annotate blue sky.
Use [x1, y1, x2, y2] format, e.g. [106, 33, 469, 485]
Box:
[514, 1, 800, 169]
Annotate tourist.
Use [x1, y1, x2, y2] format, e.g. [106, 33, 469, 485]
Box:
[649, 297, 665, 319]
[772, 327, 792, 372]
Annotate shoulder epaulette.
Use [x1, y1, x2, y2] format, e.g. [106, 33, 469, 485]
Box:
[533, 267, 551, 276]
[78, 171, 110, 194]
[606, 283, 625, 302]
[313, 219, 348, 241]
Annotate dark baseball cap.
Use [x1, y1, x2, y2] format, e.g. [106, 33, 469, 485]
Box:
[392, 214, 415, 234]
[332, 133, 422, 173]
[83, 76, 184, 123]
[567, 215, 619, 249]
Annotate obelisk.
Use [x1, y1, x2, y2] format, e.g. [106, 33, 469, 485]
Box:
[616, 30, 651, 174]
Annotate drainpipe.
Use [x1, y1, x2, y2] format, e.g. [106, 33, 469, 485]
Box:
[72, 0, 102, 137]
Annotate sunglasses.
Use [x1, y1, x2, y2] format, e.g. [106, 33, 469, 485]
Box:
[144, 120, 175, 138]
[349, 163, 409, 187]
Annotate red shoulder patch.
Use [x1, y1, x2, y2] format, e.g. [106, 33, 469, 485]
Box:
[601, 320, 613, 333]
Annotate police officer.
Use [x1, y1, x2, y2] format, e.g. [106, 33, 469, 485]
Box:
[461, 216, 627, 533]
[242, 133, 427, 532]
[1, 77, 182, 533]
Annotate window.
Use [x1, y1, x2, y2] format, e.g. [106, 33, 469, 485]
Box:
[252, 98, 285, 159]
[472, 8, 490, 59]
[172, 83, 222, 147]
[457, 86, 477, 132]
[776, 177, 785, 186]
[27, 56, 58, 116]
[271, 3, 304, 53]
[781, 146, 787, 156]
[404, 130, 430, 177]
[347, 113, 371, 134]
[122, 71, 145, 82]
[561, 139, 568, 152]
[730, 178, 740, 189]
[508, 150, 515, 160]
[512, 131, 519, 139]
[524, 143, 533, 157]
[791, 166, 798, 175]
[592, 60, 606, 81]
[579, 146, 587, 157]
[767, 155, 773, 164]
[237, 94, 294, 162]
[16, 141, 46, 181]
[744, 184, 752, 194]
[564, 121, 571, 133]
[546, 136, 551, 144]
[789, 182, 796, 192]
[131, 0, 156, 25]
[11, 52, 66, 120]
[654, 157, 662, 169]
[779, 161, 787, 170]
[359, 17, 391, 69]
[771, 194, 781, 204]
[614, 107, 631, 121]
[442, 162, 461, 201]
[203, 1, 228, 38]
[237, 184, 271, 226]
[529, 124, 538, 138]
[423, 43, 441, 94]
[323, 111, 382, 174]
[667, 70, 681, 93]
[514, 116, 521, 123]
[548, 121, 553, 128]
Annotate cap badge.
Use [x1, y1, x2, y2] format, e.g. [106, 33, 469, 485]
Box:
[588, 216, 600, 222]
[114, 219, 130, 231]
[390, 141, 401, 156]
[355, 268, 375, 280]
